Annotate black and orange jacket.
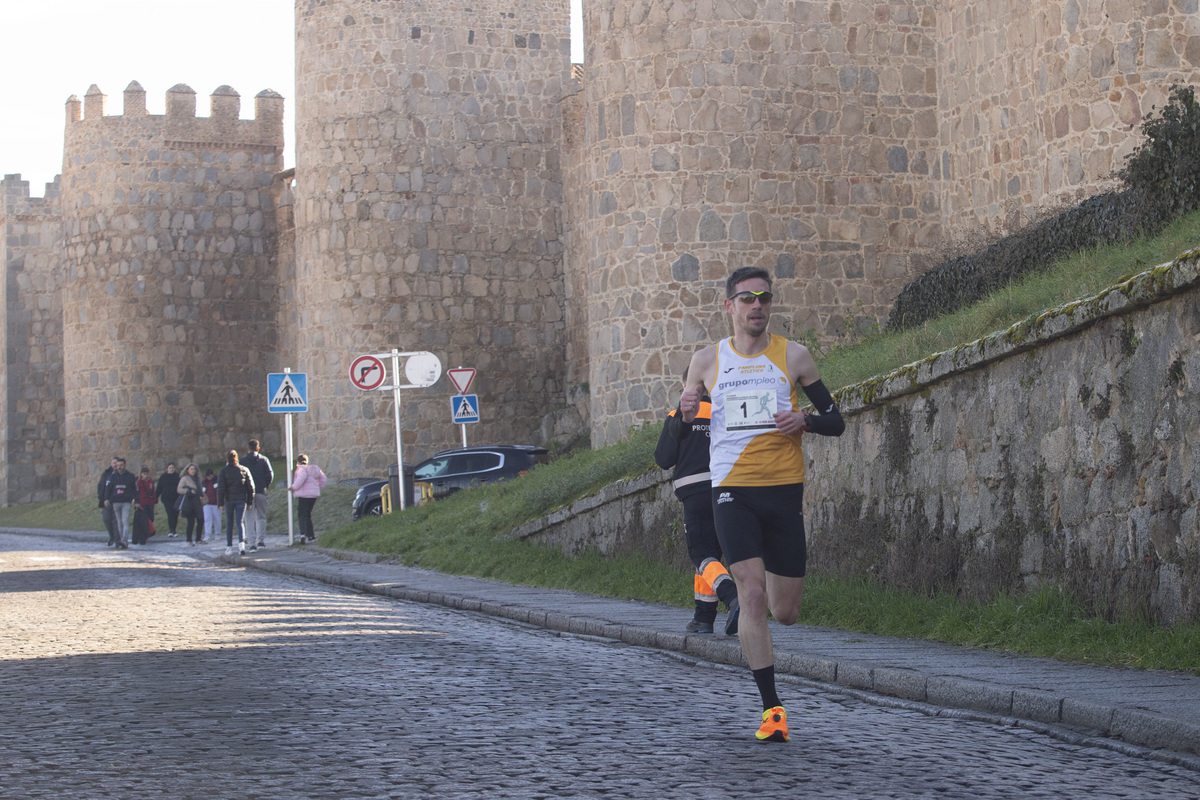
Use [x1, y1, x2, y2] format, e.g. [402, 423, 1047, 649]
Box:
[653, 397, 712, 500]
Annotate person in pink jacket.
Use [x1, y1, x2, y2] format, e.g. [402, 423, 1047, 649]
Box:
[287, 454, 327, 543]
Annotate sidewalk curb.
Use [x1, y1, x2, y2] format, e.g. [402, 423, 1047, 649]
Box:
[218, 545, 1200, 766]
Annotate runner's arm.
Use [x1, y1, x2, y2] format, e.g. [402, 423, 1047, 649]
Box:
[680, 347, 715, 423]
[799, 379, 845, 436]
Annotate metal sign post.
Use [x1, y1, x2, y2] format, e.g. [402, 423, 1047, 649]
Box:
[268, 368, 309, 545]
[284, 379, 295, 546]
[349, 350, 442, 511]
[448, 367, 477, 447]
[390, 350, 405, 510]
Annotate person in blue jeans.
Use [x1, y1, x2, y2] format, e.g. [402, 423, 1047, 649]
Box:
[216, 450, 256, 556]
[103, 458, 137, 550]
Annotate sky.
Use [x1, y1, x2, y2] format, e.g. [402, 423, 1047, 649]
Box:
[0, 0, 584, 198]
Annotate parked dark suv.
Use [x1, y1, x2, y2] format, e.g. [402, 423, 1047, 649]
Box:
[351, 444, 548, 519]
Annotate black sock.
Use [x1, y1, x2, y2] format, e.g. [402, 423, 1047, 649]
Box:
[752, 665, 781, 710]
[714, 579, 738, 609]
[695, 600, 718, 624]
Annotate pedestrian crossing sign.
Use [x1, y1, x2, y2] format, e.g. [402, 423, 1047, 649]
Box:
[451, 394, 479, 424]
[268, 373, 308, 413]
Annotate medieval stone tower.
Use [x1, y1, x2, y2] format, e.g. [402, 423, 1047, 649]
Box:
[291, 0, 575, 475]
[1, 174, 64, 506]
[58, 82, 285, 494]
[3, 0, 1200, 503]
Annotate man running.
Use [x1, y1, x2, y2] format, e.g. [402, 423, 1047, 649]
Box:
[680, 266, 845, 742]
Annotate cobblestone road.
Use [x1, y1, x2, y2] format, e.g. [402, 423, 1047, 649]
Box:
[2, 534, 1199, 799]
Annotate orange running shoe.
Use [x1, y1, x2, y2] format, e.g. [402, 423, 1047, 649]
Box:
[755, 706, 789, 742]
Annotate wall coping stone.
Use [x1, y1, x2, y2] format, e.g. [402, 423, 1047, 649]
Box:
[832, 249, 1200, 416]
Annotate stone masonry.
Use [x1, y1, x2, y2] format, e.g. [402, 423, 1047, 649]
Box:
[1, 175, 65, 505]
[58, 82, 285, 495]
[2, 0, 1200, 502]
[291, 0, 574, 474]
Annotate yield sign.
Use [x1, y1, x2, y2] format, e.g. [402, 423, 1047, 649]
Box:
[447, 367, 476, 395]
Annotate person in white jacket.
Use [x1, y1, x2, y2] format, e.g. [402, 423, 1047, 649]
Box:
[287, 454, 327, 543]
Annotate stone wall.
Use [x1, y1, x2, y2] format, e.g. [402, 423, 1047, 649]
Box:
[508, 469, 692, 569]
[293, 0, 575, 475]
[59, 82, 285, 495]
[936, 0, 1200, 237]
[1, 174, 66, 505]
[507, 253, 1200, 626]
[805, 253, 1200, 625]
[1, 180, 9, 505]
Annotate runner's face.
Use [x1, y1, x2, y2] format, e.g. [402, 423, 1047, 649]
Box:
[725, 277, 772, 337]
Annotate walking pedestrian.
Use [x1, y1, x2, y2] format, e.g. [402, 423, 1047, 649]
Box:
[97, 457, 118, 546]
[155, 463, 182, 538]
[217, 450, 256, 557]
[103, 458, 138, 550]
[242, 439, 274, 551]
[202, 469, 220, 544]
[654, 369, 739, 635]
[287, 454, 327, 543]
[177, 463, 204, 545]
[132, 465, 157, 545]
[680, 266, 845, 742]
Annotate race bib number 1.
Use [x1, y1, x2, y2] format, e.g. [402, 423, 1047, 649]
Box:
[724, 390, 777, 432]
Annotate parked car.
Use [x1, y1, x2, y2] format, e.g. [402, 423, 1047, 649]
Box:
[351, 444, 549, 519]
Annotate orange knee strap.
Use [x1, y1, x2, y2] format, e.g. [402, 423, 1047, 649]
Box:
[701, 559, 730, 589]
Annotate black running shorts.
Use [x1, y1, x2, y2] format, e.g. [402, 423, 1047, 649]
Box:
[711, 483, 806, 578]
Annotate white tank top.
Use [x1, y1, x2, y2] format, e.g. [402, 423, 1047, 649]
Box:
[708, 334, 805, 487]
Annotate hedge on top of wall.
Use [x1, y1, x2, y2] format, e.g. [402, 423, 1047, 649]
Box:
[888, 85, 1200, 332]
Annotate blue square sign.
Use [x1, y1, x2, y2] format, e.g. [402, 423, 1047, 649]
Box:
[451, 394, 479, 424]
[268, 373, 308, 413]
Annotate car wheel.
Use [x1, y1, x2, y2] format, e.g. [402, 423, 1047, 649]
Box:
[365, 500, 383, 517]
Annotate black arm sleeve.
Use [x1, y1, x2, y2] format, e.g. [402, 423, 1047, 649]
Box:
[653, 411, 683, 470]
[800, 379, 845, 437]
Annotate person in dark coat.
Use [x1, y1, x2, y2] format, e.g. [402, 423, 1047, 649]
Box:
[132, 465, 158, 545]
[242, 439, 274, 551]
[104, 458, 138, 550]
[654, 370, 739, 635]
[217, 450, 256, 557]
[155, 463, 182, 537]
[97, 457, 118, 547]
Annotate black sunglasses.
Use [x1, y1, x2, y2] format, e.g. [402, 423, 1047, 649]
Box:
[730, 290, 773, 305]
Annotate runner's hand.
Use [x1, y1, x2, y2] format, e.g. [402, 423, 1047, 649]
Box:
[774, 409, 807, 435]
[680, 385, 701, 422]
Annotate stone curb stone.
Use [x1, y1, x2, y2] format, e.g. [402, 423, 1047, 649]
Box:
[1013, 690, 1064, 724]
[872, 667, 929, 702]
[927, 677, 1013, 716]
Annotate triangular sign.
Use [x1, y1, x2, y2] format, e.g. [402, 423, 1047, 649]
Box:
[270, 375, 305, 407]
[448, 367, 476, 395]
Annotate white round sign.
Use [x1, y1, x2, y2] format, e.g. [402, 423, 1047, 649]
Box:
[404, 352, 442, 388]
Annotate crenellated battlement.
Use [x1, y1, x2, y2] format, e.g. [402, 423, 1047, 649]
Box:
[64, 82, 285, 149]
[1, 173, 62, 204]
